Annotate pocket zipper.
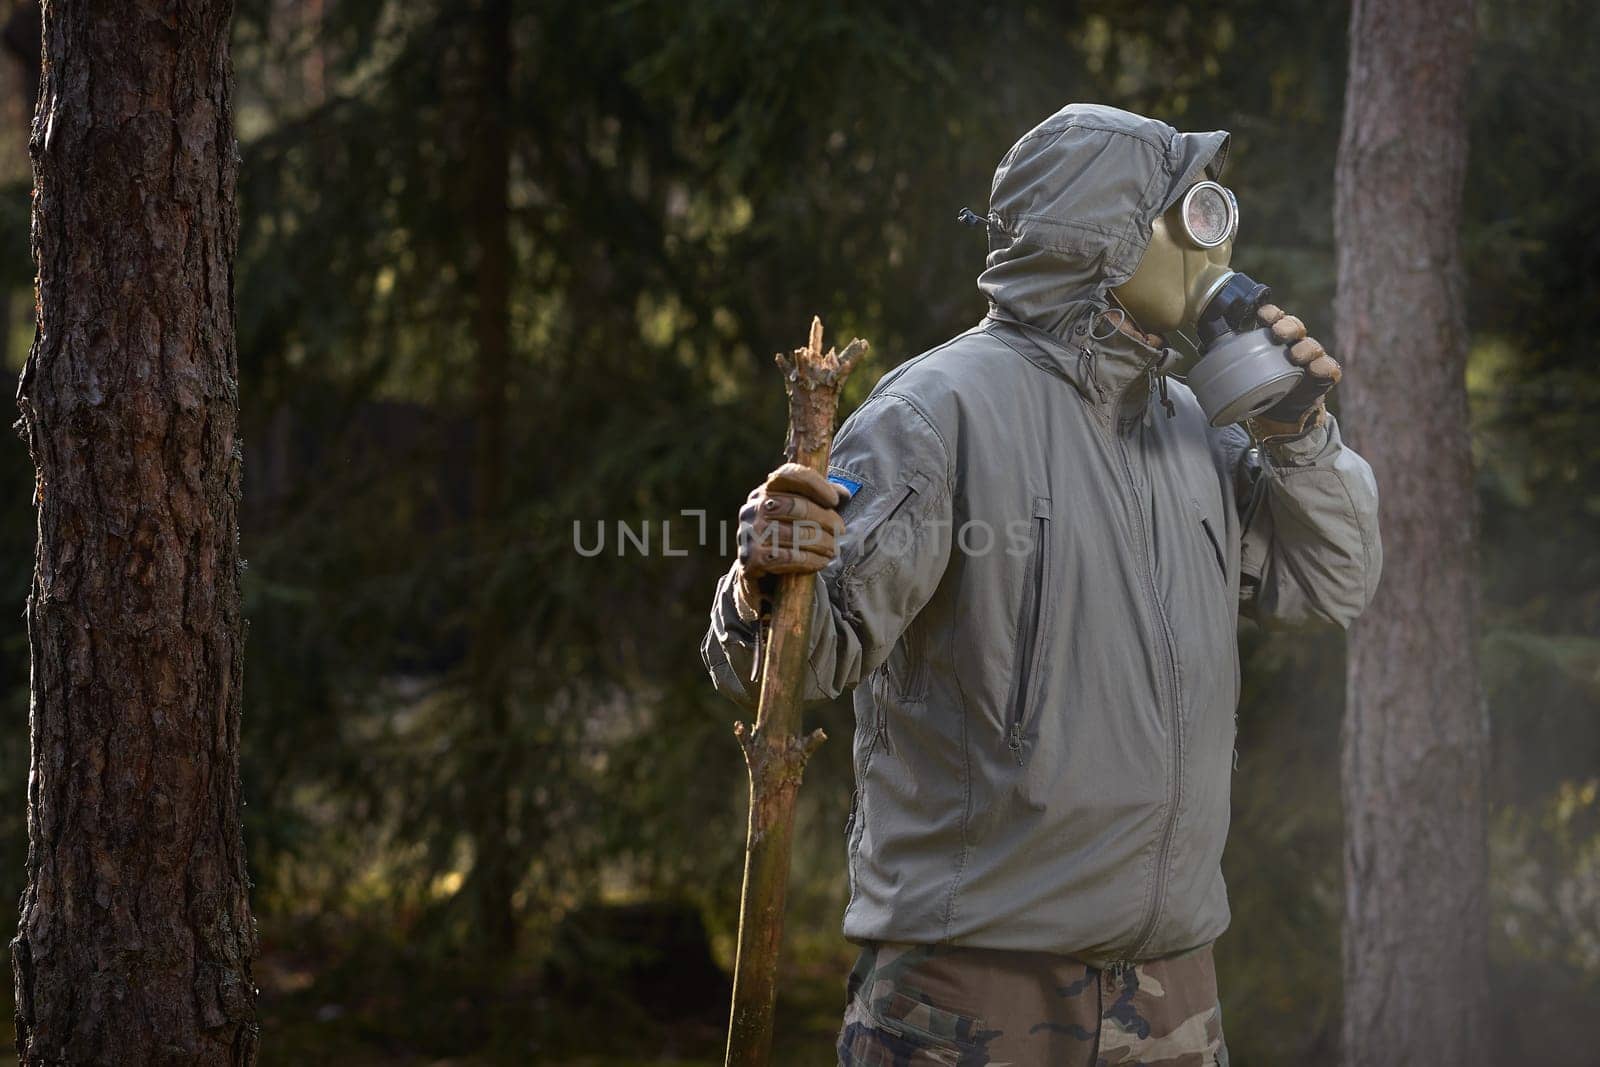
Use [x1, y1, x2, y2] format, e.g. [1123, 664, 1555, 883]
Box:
[1007, 499, 1051, 765]
[850, 481, 921, 575]
[1192, 498, 1226, 581]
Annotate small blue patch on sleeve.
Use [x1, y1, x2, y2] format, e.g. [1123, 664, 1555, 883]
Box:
[828, 474, 862, 497]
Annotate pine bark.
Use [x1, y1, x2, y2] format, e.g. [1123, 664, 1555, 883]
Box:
[1334, 1, 1484, 1065]
[11, 2, 258, 1064]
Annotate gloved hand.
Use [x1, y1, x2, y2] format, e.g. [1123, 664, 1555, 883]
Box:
[734, 462, 852, 619]
[1248, 304, 1343, 439]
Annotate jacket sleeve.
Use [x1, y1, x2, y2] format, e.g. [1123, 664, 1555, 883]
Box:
[1212, 414, 1383, 628]
[700, 391, 954, 708]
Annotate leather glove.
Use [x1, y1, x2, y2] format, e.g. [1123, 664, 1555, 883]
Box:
[734, 462, 852, 619]
[1248, 304, 1343, 440]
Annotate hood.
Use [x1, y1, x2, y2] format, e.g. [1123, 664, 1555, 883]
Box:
[977, 104, 1230, 343]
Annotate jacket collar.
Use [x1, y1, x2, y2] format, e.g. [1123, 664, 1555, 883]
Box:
[984, 307, 1172, 421]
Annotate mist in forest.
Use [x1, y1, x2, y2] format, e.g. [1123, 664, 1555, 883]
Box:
[0, 1, 1596, 1063]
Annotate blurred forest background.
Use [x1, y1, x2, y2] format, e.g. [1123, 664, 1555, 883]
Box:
[1, 1, 1597, 1064]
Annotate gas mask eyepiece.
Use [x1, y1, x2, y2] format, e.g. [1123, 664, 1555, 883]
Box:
[1177, 181, 1238, 249]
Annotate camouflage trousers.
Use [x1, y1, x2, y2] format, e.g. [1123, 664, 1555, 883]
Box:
[835, 941, 1228, 1066]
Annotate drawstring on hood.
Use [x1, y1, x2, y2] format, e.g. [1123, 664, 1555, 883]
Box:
[957, 207, 990, 229]
[1157, 365, 1176, 419]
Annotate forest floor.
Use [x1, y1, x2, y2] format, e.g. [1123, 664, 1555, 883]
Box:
[0, 889, 857, 1064]
[254, 929, 855, 1066]
[8, 915, 1598, 1063]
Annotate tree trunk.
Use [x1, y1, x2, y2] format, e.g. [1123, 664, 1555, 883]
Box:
[11, 2, 258, 1064]
[1334, 2, 1484, 1065]
[467, 0, 517, 958]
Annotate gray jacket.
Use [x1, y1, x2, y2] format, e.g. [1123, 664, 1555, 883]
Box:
[702, 104, 1382, 966]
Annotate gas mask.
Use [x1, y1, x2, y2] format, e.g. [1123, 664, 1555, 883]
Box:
[1111, 181, 1303, 426]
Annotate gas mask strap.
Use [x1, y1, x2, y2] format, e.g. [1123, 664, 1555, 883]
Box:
[1088, 305, 1129, 342]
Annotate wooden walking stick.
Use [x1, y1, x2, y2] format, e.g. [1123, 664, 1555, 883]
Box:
[725, 317, 868, 1067]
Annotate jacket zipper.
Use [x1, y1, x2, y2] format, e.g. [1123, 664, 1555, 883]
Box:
[1102, 371, 1185, 958]
[1008, 504, 1050, 765]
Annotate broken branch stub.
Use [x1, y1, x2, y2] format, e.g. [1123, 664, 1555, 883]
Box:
[774, 316, 869, 467]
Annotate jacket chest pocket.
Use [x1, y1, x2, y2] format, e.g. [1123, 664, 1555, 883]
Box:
[1190, 497, 1227, 588]
[1006, 495, 1053, 764]
[837, 468, 932, 586]
[1188, 496, 1241, 707]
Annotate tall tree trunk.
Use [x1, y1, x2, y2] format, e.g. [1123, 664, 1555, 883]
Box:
[468, 0, 516, 958]
[11, 2, 258, 1064]
[1334, 2, 1484, 1065]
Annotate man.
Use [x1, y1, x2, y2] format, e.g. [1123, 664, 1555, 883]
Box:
[702, 103, 1381, 1066]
